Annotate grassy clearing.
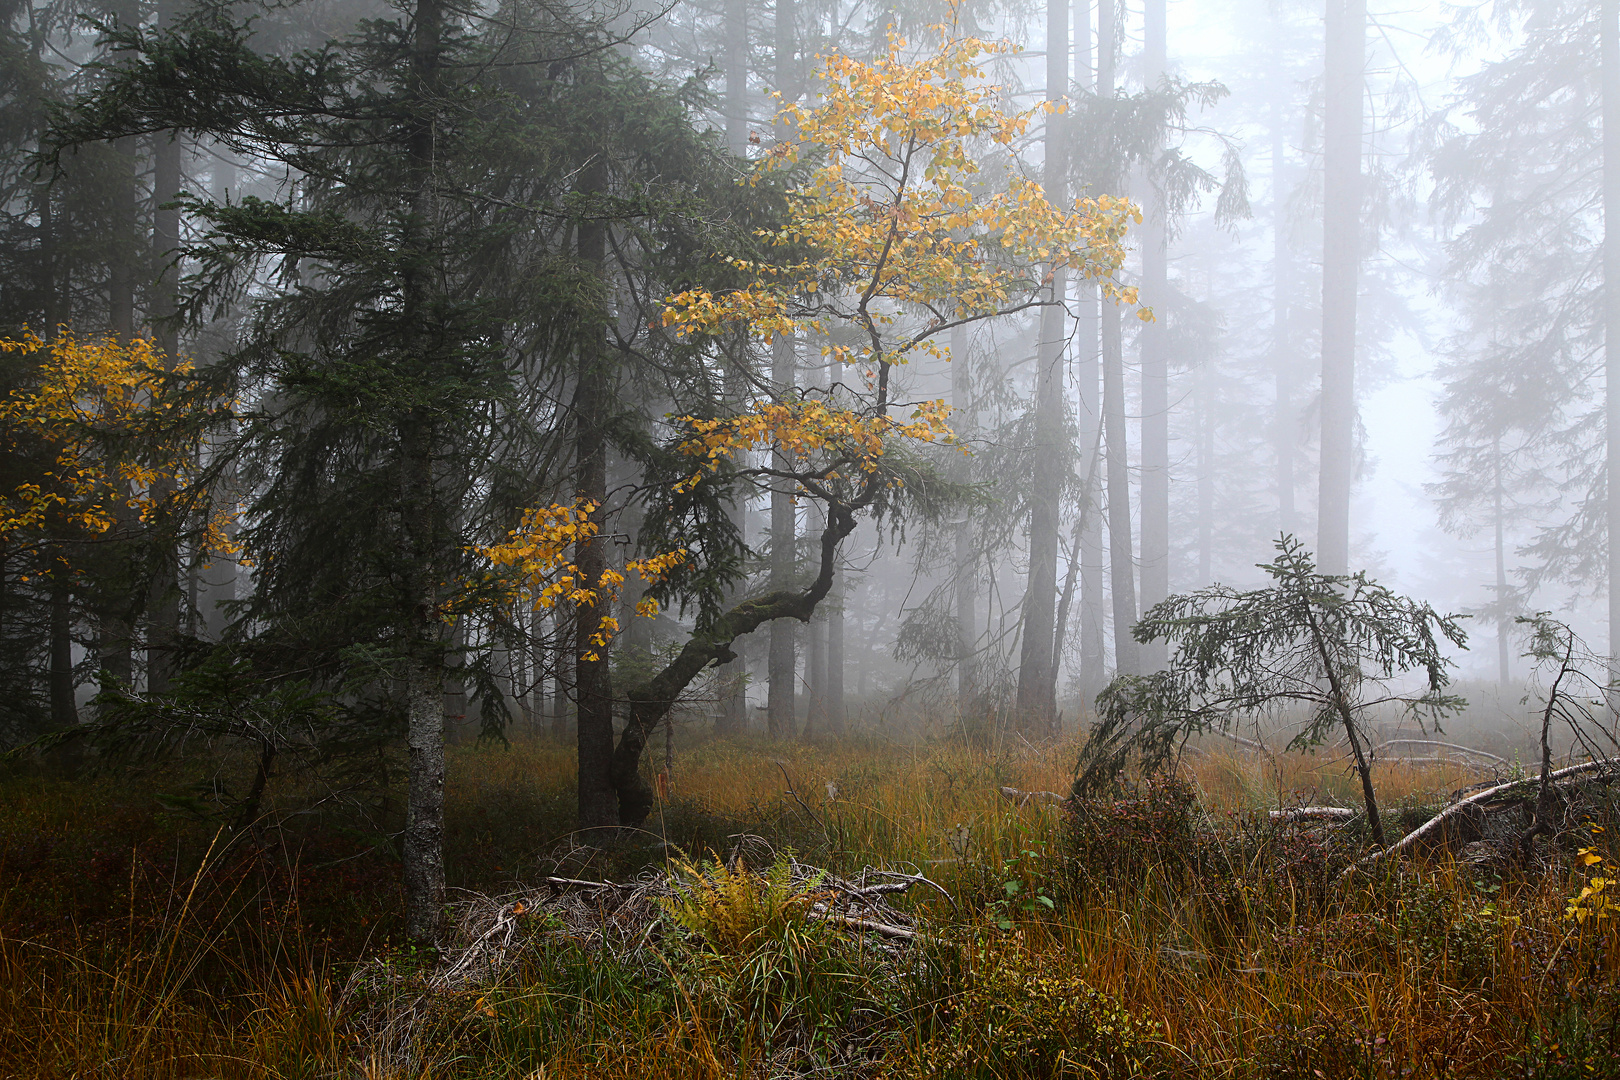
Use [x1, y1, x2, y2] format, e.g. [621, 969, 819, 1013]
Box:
[2, 730, 1618, 1077]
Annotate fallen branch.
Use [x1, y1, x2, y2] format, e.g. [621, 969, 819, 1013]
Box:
[812, 911, 929, 942]
[1340, 760, 1620, 884]
[1369, 739, 1506, 765]
[998, 786, 1067, 807]
[1269, 806, 1356, 823]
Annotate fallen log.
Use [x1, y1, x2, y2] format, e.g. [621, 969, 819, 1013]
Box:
[1340, 760, 1620, 884]
[1269, 806, 1356, 823]
[1368, 739, 1506, 765]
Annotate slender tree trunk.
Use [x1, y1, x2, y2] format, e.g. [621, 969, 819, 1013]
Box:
[1138, 0, 1169, 672]
[1318, 0, 1366, 576]
[826, 575, 844, 735]
[575, 158, 617, 829]
[1103, 301, 1139, 676]
[725, 0, 747, 155]
[401, 0, 448, 941]
[767, 0, 798, 740]
[1098, 0, 1137, 677]
[551, 613, 570, 740]
[1604, 0, 1620, 666]
[1015, 0, 1068, 732]
[1198, 365, 1214, 586]
[1494, 440, 1511, 686]
[49, 573, 77, 731]
[1075, 0, 1106, 703]
[951, 323, 978, 714]
[805, 598, 824, 738]
[145, 0, 185, 696]
[768, 336, 798, 739]
[1272, 103, 1296, 536]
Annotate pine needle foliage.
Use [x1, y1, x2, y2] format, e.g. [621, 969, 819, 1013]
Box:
[1076, 535, 1468, 847]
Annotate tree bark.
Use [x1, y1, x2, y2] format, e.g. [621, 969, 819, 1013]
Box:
[1103, 301, 1139, 677]
[951, 323, 978, 715]
[767, 0, 798, 740]
[574, 158, 617, 830]
[1272, 101, 1296, 537]
[768, 335, 798, 739]
[401, 0, 447, 942]
[1075, 0, 1106, 709]
[1318, 0, 1366, 576]
[49, 574, 77, 731]
[725, 0, 747, 155]
[1494, 440, 1511, 685]
[1015, 0, 1068, 732]
[610, 486, 861, 826]
[1138, 0, 1169, 673]
[1604, 0, 1620, 666]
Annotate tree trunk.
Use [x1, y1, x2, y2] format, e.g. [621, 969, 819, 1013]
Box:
[1604, 0, 1620, 666]
[401, 0, 448, 942]
[1138, 0, 1169, 672]
[951, 323, 977, 714]
[574, 159, 617, 830]
[1494, 440, 1511, 686]
[826, 576, 845, 735]
[1318, 0, 1366, 576]
[610, 487, 860, 826]
[49, 574, 77, 731]
[768, 335, 798, 739]
[1075, 0, 1105, 710]
[1015, 0, 1068, 732]
[1272, 101, 1296, 536]
[725, 0, 747, 155]
[145, 0, 185, 696]
[767, 0, 798, 741]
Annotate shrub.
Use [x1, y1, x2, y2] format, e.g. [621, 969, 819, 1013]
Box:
[897, 935, 1162, 1079]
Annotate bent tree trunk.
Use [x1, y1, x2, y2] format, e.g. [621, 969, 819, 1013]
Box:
[610, 496, 857, 826]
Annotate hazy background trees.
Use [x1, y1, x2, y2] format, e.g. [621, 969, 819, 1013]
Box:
[3, 0, 1619, 871]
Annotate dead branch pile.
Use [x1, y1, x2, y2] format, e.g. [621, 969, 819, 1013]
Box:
[336, 838, 941, 1071]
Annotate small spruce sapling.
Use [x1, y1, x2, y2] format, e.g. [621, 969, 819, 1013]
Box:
[1074, 535, 1468, 848]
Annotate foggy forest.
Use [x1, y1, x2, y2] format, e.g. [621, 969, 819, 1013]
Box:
[2, 0, 1620, 1072]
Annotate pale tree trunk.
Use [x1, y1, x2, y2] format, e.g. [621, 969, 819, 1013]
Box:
[725, 0, 747, 154]
[826, 576, 845, 735]
[574, 158, 617, 830]
[715, 364, 749, 735]
[1605, 0, 1620, 669]
[1494, 440, 1511, 686]
[767, 0, 798, 740]
[1099, 0, 1139, 677]
[1318, 0, 1365, 576]
[823, 353, 845, 737]
[768, 335, 798, 739]
[1137, 0, 1169, 672]
[1014, 0, 1067, 732]
[1075, 0, 1107, 704]
[1197, 363, 1213, 586]
[951, 323, 978, 715]
[1272, 101, 1296, 536]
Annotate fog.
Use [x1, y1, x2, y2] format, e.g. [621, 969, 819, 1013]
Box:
[0, 0, 1610, 758]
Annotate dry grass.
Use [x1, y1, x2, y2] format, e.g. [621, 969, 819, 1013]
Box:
[2, 730, 1617, 1078]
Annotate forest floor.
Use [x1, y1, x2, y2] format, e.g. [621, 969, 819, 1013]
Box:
[1, 729, 1617, 1078]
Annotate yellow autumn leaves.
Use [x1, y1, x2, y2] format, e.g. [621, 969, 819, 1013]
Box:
[662, 27, 1146, 376]
[474, 500, 686, 661]
[0, 330, 235, 575]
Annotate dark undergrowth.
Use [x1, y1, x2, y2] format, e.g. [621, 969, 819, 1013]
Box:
[2, 734, 1619, 1078]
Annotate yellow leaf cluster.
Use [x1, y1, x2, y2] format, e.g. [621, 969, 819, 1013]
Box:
[473, 499, 687, 660]
[673, 398, 953, 493]
[0, 329, 236, 575]
[662, 27, 1148, 371]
